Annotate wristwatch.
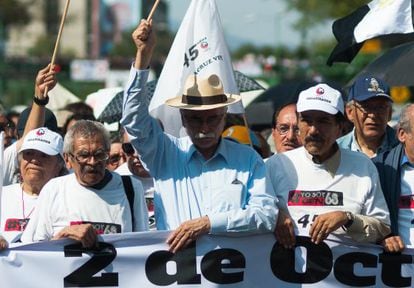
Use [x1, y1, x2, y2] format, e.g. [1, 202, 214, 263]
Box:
[343, 211, 354, 229]
[33, 95, 49, 106]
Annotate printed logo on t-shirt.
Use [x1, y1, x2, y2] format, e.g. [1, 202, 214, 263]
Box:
[70, 221, 121, 234]
[288, 190, 343, 206]
[399, 195, 414, 209]
[4, 218, 30, 232]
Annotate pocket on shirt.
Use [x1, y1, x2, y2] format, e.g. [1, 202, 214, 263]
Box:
[211, 183, 244, 211]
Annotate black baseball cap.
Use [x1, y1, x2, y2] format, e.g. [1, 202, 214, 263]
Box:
[16, 106, 59, 138]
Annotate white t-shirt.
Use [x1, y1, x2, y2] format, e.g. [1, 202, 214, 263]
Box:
[0, 183, 38, 243]
[399, 165, 414, 247]
[2, 142, 19, 186]
[21, 172, 148, 242]
[266, 147, 390, 237]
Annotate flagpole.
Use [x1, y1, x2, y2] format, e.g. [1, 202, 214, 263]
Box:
[147, 0, 160, 21]
[242, 114, 253, 147]
[43, 0, 71, 97]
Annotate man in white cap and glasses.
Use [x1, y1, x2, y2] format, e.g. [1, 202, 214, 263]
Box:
[121, 20, 278, 252]
[266, 83, 391, 249]
[21, 120, 149, 247]
[0, 127, 66, 248]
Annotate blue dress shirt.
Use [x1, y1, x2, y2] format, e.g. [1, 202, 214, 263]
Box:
[121, 67, 278, 233]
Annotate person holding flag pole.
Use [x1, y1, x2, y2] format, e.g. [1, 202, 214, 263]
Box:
[121, 16, 278, 252]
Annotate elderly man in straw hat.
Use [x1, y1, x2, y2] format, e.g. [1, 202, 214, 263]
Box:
[121, 20, 278, 252]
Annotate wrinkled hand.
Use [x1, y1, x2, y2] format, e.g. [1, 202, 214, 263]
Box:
[274, 209, 296, 249]
[0, 235, 8, 250]
[309, 211, 348, 244]
[34, 64, 57, 98]
[52, 224, 97, 248]
[132, 19, 156, 69]
[166, 216, 211, 253]
[382, 236, 405, 253]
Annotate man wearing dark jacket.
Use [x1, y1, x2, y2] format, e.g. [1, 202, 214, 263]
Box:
[338, 75, 398, 158]
[373, 103, 414, 252]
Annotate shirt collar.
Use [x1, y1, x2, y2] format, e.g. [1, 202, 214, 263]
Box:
[304, 145, 341, 177]
[401, 152, 414, 168]
[187, 138, 228, 164]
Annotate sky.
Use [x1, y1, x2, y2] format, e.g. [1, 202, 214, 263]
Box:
[164, 0, 332, 51]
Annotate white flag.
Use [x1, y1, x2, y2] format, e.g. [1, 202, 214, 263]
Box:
[354, 0, 413, 43]
[149, 0, 244, 114]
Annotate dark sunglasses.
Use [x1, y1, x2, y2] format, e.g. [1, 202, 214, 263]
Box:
[0, 122, 14, 132]
[122, 143, 135, 155]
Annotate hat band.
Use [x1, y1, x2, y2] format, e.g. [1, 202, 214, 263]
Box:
[182, 94, 227, 105]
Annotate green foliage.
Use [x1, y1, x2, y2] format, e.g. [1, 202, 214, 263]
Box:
[0, 0, 30, 26]
[27, 35, 77, 59]
[308, 39, 376, 85]
[232, 44, 259, 60]
[286, 0, 370, 30]
[110, 26, 174, 70]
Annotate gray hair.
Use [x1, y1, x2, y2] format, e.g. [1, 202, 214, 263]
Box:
[63, 120, 110, 154]
[398, 103, 414, 133]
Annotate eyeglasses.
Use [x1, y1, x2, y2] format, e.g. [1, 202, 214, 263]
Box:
[108, 154, 123, 165]
[69, 150, 109, 164]
[182, 114, 225, 128]
[353, 102, 390, 114]
[122, 143, 135, 155]
[275, 124, 300, 136]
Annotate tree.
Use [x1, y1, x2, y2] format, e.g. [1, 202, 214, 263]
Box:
[0, 0, 31, 98]
[110, 26, 174, 76]
[285, 0, 370, 30]
[0, 0, 30, 27]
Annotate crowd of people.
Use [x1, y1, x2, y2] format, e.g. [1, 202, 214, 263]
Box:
[0, 19, 412, 259]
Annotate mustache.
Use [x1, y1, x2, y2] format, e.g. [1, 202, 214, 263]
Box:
[83, 166, 100, 173]
[194, 132, 215, 139]
[305, 136, 324, 143]
[284, 141, 299, 147]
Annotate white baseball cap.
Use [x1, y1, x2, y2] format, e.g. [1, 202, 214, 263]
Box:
[297, 84, 344, 115]
[19, 127, 63, 156]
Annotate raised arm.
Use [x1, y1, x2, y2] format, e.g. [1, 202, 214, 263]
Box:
[121, 19, 166, 176]
[132, 19, 156, 70]
[16, 64, 57, 150]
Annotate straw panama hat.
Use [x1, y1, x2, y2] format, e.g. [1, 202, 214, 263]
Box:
[165, 74, 241, 110]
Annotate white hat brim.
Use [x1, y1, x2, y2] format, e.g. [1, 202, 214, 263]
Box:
[19, 141, 61, 156]
[297, 101, 341, 115]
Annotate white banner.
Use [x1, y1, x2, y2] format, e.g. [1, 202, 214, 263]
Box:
[1, 232, 413, 287]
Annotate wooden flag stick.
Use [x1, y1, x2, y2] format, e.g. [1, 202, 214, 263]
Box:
[242, 114, 253, 147]
[44, 0, 71, 97]
[147, 0, 160, 21]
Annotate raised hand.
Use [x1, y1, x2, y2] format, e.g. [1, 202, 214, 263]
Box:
[132, 19, 156, 69]
[34, 64, 58, 98]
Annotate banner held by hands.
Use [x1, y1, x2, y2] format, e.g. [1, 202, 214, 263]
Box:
[44, 0, 71, 97]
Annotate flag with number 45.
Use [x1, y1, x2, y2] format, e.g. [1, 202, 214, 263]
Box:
[149, 0, 243, 113]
